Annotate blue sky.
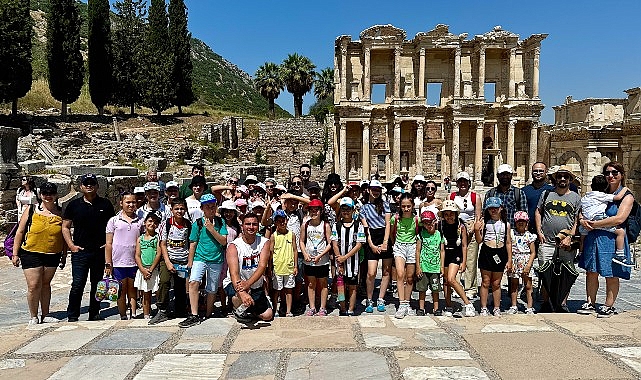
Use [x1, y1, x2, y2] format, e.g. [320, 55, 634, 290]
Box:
[122, 1, 641, 123]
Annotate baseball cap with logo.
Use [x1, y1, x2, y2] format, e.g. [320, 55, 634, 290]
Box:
[369, 180, 383, 189]
[143, 182, 160, 192]
[421, 210, 437, 221]
[456, 171, 471, 182]
[80, 173, 98, 184]
[339, 197, 355, 208]
[200, 194, 217, 205]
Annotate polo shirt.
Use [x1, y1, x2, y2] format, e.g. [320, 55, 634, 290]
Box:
[189, 216, 228, 264]
[64, 196, 115, 251]
[178, 180, 211, 199]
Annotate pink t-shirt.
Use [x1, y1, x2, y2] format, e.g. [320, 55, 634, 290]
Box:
[106, 212, 144, 267]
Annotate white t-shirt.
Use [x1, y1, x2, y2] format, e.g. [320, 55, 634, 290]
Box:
[223, 236, 268, 290]
[451, 192, 477, 223]
[304, 220, 329, 266]
[581, 191, 615, 221]
[186, 197, 203, 222]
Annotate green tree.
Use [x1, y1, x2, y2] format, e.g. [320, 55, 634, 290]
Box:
[0, 0, 33, 117]
[141, 0, 174, 116]
[280, 53, 315, 118]
[254, 62, 284, 118]
[88, 0, 112, 115]
[112, 0, 146, 115]
[168, 0, 194, 115]
[46, 0, 84, 119]
[313, 67, 334, 101]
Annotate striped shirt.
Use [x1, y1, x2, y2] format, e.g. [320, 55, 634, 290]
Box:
[359, 201, 391, 229]
[331, 220, 366, 277]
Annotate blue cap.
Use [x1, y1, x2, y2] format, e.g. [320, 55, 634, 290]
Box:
[272, 209, 287, 220]
[339, 197, 355, 208]
[200, 193, 217, 205]
[80, 173, 97, 183]
[484, 196, 502, 209]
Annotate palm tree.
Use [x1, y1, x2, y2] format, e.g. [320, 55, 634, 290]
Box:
[280, 53, 316, 117]
[254, 62, 284, 118]
[313, 67, 334, 101]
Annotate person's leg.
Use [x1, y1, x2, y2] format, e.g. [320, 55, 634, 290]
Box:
[394, 256, 406, 302]
[510, 278, 519, 307]
[307, 276, 317, 311]
[614, 228, 626, 252]
[67, 253, 90, 320]
[348, 285, 357, 313]
[88, 251, 105, 318]
[418, 291, 426, 311]
[523, 274, 533, 309]
[205, 292, 216, 317]
[464, 237, 479, 295]
[480, 270, 491, 309]
[284, 288, 293, 314]
[125, 278, 137, 317]
[405, 264, 415, 303]
[491, 272, 502, 311]
[173, 272, 187, 316]
[23, 267, 44, 318]
[318, 277, 328, 310]
[431, 291, 439, 312]
[156, 262, 171, 311]
[117, 280, 128, 318]
[366, 260, 378, 302]
[142, 291, 152, 317]
[40, 267, 57, 318]
[378, 258, 393, 301]
[585, 271, 599, 305]
[188, 281, 201, 316]
[447, 264, 470, 304]
[605, 277, 620, 307]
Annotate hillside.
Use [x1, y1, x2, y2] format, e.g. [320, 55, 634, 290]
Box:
[28, 0, 290, 118]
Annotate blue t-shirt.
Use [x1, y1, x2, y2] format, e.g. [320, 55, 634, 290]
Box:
[522, 183, 554, 230]
[189, 217, 228, 264]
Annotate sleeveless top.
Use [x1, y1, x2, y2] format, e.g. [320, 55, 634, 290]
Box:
[484, 219, 507, 245]
[228, 236, 268, 289]
[305, 220, 329, 266]
[139, 235, 158, 267]
[22, 212, 64, 254]
[441, 221, 463, 256]
[272, 230, 295, 275]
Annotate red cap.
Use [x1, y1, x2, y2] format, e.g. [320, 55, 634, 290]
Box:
[308, 199, 323, 208]
[420, 210, 437, 221]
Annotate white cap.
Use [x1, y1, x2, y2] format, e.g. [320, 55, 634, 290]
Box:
[134, 187, 145, 194]
[369, 179, 383, 188]
[165, 181, 179, 189]
[413, 174, 426, 182]
[143, 182, 160, 191]
[456, 171, 471, 181]
[250, 199, 266, 210]
[275, 184, 287, 192]
[254, 182, 267, 191]
[497, 164, 513, 174]
[391, 186, 404, 193]
[219, 200, 237, 211]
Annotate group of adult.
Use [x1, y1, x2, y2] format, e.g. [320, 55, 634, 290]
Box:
[7, 159, 636, 324]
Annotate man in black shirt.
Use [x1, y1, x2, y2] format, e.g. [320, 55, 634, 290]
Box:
[62, 174, 115, 321]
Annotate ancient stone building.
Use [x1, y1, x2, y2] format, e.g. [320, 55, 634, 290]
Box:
[333, 24, 547, 186]
[549, 87, 641, 196]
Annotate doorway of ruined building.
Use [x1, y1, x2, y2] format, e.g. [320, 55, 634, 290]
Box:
[376, 155, 387, 179]
[426, 83, 442, 106]
[482, 136, 495, 186]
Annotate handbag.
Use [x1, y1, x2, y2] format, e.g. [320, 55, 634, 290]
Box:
[95, 276, 121, 302]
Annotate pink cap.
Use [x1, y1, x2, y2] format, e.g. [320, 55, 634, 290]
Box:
[514, 211, 529, 222]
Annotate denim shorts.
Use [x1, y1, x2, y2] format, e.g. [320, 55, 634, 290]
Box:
[393, 242, 416, 264]
[189, 261, 223, 293]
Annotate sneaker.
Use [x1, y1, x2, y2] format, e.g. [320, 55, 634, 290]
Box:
[493, 308, 502, 317]
[305, 308, 316, 316]
[377, 299, 386, 312]
[149, 310, 169, 325]
[480, 307, 490, 316]
[597, 305, 616, 318]
[88, 314, 104, 321]
[179, 314, 201, 328]
[558, 304, 570, 313]
[407, 307, 416, 316]
[416, 309, 426, 316]
[28, 317, 39, 326]
[433, 309, 443, 316]
[285, 312, 294, 317]
[232, 311, 253, 324]
[120, 315, 129, 320]
[462, 303, 476, 317]
[465, 291, 477, 300]
[577, 302, 596, 315]
[347, 311, 355, 317]
[505, 306, 518, 315]
[394, 304, 408, 319]
[365, 300, 374, 313]
[443, 307, 453, 317]
[41, 316, 60, 323]
[612, 256, 635, 268]
[452, 292, 460, 298]
[67, 317, 79, 322]
[525, 308, 536, 315]
[317, 308, 327, 316]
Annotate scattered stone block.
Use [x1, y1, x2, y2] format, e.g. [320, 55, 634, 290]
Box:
[144, 157, 167, 171]
[19, 160, 46, 173]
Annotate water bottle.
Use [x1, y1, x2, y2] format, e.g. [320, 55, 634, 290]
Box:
[336, 274, 345, 302]
[235, 303, 248, 316]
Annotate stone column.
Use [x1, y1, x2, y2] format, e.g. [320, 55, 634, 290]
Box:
[393, 121, 401, 173]
[362, 121, 370, 180]
[418, 48, 426, 98]
[340, 44, 348, 100]
[451, 120, 461, 177]
[453, 47, 461, 98]
[529, 121, 539, 178]
[416, 120, 424, 174]
[508, 48, 516, 98]
[478, 46, 486, 99]
[339, 120, 347, 178]
[333, 120, 340, 173]
[507, 119, 516, 168]
[363, 47, 371, 101]
[394, 47, 401, 99]
[0, 126, 22, 214]
[533, 46, 541, 98]
[475, 120, 484, 186]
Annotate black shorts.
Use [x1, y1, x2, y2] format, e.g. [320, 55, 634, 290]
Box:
[443, 249, 464, 268]
[19, 249, 62, 269]
[304, 264, 329, 278]
[478, 244, 508, 272]
[247, 289, 272, 316]
[365, 228, 393, 260]
[344, 274, 359, 286]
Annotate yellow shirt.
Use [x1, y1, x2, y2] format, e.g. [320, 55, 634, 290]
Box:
[22, 212, 64, 254]
[272, 230, 295, 276]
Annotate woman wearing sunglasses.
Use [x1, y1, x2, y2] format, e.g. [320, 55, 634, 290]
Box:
[578, 161, 636, 318]
[16, 176, 38, 221]
[419, 180, 443, 219]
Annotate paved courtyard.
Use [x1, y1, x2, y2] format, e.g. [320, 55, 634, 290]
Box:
[2, 256, 641, 379]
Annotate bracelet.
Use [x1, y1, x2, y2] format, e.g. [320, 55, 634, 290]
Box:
[105, 263, 112, 268]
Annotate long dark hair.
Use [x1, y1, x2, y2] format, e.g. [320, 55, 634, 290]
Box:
[410, 180, 426, 200]
[20, 177, 36, 193]
[398, 193, 414, 216]
[321, 174, 344, 203]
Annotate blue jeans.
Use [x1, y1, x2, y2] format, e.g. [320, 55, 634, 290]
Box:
[67, 249, 105, 319]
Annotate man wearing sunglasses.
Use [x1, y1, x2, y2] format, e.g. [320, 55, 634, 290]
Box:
[522, 162, 554, 234]
[300, 164, 312, 196]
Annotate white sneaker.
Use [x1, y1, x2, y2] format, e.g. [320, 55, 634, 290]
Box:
[443, 307, 453, 317]
[394, 304, 408, 319]
[493, 308, 502, 317]
[28, 317, 39, 326]
[463, 303, 476, 317]
[480, 307, 490, 316]
[525, 308, 536, 315]
[505, 306, 518, 315]
[41, 316, 60, 323]
[407, 307, 416, 316]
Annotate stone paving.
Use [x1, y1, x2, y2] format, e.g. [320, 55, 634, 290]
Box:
[3, 259, 641, 379]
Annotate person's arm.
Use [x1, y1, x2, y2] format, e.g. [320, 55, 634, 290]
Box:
[104, 233, 114, 277]
[612, 188, 629, 201]
[474, 219, 484, 244]
[62, 219, 82, 252]
[381, 212, 391, 252]
[299, 222, 310, 262]
[291, 232, 298, 276]
[328, 187, 349, 207]
[524, 239, 537, 276]
[187, 241, 196, 268]
[415, 237, 423, 277]
[262, 200, 274, 227]
[505, 223, 513, 272]
[226, 243, 253, 307]
[210, 185, 233, 198]
[150, 237, 163, 273]
[10, 205, 31, 267]
[459, 224, 468, 273]
[588, 194, 633, 229]
[474, 193, 483, 221]
[535, 207, 544, 244]
[134, 236, 149, 278]
[204, 218, 227, 246]
[440, 241, 445, 276]
[280, 193, 310, 205]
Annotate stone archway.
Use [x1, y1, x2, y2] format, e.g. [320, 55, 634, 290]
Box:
[557, 150, 584, 169]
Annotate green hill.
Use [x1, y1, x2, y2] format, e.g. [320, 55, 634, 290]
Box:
[28, 0, 290, 118]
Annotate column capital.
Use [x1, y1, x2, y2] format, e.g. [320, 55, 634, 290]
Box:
[419, 47, 426, 55]
[341, 46, 348, 55]
[476, 120, 485, 129]
[364, 46, 370, 54]
[362, 120, 371, 128]
[416, 119, 425, 127]
[508, 119, 517, 128]
[339, 120, 347, 128]
[394, 46, 402, 55]
[452, 119, 461, 127]
[394, 121, 401, 128]
[531, 121, 539, 129]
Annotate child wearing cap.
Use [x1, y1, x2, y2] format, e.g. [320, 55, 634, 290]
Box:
[136, 182, 168, 228]
[331, 197, 366, 315]
[269, 210, 297, 317]
[474, 196, 513, 316]
[507, 211, 537, 315]
[415, 210, 444, 316]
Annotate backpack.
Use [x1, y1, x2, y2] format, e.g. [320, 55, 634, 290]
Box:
[449, 191, 477, 206]
[624, 193, 641, 243]
[4, 205, 35, 259]
[391, 214, 420, 245]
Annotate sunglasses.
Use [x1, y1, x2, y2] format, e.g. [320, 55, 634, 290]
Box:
[228, 180, 238, 185]
[21, 178, 28, 181]
[266, 185, 274, 189]
[533, 169, 545, 173]
[300, 171, 310, 175]
[556, 174, 570, 179]
[41, 191, 56, 196]
[426, 186, 437, 191]
[83, 182, 97, 187]
[603, 170, 620, 177]
[292, 181, 302, 186]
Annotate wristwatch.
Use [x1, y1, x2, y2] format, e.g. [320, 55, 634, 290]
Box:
[105, 263, 112, 269]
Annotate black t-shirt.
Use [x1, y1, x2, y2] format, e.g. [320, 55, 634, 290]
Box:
[63, 196, 115, 251]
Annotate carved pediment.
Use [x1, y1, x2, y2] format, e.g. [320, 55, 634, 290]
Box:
[414, 24, 467, 44]
[360, 24, 406, 41]
[475, 25, 519, 43]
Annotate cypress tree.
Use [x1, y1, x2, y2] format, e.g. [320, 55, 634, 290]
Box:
[46, 0, 84, 119]
[112, 0, 146, 115]
[142, 0, 174, 116]
[168, 0, 194, 115]
[0, 0, 33, 117]
[88, 0, 112, 115]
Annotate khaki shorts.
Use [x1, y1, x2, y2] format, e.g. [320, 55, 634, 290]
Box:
[416, 272, 441, 293]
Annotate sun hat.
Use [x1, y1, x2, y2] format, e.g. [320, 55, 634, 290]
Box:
[234, 198, 248, 207]
[143, 182, 160, 192]
[237, 185, 249, 195]
[555, 165, 576, 180]
[369, 180, 383, 188]
[272, 209, 287, 220]
[420, 210, 437, 221]
[359, 180, 370, 188]
[250, 199, 266, 210]
[275, 184, 287, 192]
[514, 211, 529, 222]
[200, 193, 217, 205]
[219, 200, 237, 212]
[456, 171, 471, 182]
[438, 200, 460, 217]
[497, 164, 513, 174]
[413, 174, 426, 183]
[339, 197, 355, 208]
[308, 199, 323, 208]
[484, 196, 502, 209]
[243, 175, 258, 185]
[254, 182, 267, 192]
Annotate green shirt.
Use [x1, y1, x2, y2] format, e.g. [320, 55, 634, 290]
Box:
[419, 230, 443, 273]
[189, 217, 227, 264]
[391, 215, 418, 244]
[179, 181, 212, 199]
[139, 235, 158, 266]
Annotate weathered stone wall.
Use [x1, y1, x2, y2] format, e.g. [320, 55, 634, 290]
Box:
[256, 116, 335, 184]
